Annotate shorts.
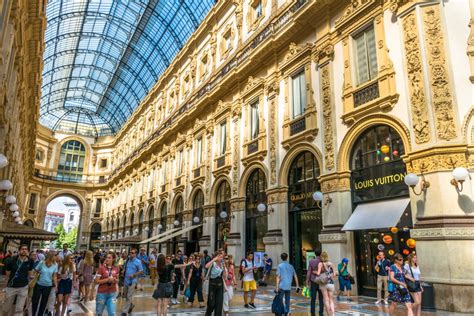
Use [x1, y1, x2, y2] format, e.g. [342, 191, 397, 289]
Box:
[338, 276, 352, 291]
[243, 280, 257, 292]
[58, 279, 73, 295]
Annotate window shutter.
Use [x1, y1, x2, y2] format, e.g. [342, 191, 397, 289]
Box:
[355, 33, 369, 85]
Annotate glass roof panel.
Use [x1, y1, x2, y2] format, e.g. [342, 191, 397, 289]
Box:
[40, 0, 215, 136]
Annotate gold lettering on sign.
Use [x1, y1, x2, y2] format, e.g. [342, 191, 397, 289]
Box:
[422, 6, 458, 141]
[402, 12, 431, 144]
[354, 173, 405, 190]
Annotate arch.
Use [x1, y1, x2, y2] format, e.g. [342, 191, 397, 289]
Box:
[138, 209, 144, 224]
[278, 143, 323, 187]
[238, 162, 269, 197]
[157, 199, 169, 216]
[90, 222, 102, 232]
[187, 185, 205, 210]
[209, 175, 232, 205]
[462, 106, 474, 144]
[171, 194, 185, 215]
[24, 219, 34, 227]
[193, 190, 205, 210]
[44, 190, 86, 210]
[337, 114, 411, 172]
[147, 205, 155, 222]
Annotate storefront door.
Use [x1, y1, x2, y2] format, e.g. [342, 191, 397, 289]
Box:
[289, 208, 322, 282]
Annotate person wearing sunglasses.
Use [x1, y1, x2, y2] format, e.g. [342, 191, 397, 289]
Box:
[121, 248, 144, 316]
[3, 245, 34, 316]
[388, 253, 413, 316]
[186, 254, 205, 308]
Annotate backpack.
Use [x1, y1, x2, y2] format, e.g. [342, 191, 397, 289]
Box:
[271, 292, 286, 315]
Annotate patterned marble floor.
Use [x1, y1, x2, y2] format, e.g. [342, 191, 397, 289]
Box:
[0, 277, 467, 315]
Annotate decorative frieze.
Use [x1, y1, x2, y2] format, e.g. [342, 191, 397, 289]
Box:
[411, 227, 474, 241]
[319, 172, 351, 193]
[319, 232, 348, 244]
[404, 146, 468, 174]
[320, 65, 335, 171]
[422, 6, 458, 141]
[402, 12, 431, 144]
[232, 113, 240, 197]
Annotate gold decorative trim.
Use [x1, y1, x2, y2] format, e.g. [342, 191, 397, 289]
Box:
[404, 146, 468, 174]
[320, 64, 335, 171]
[318, 172, 351, 193]
[422, 5, 458, 141]
[402, 11, 431, 144]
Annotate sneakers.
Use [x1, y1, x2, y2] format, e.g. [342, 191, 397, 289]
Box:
[375, 300, 382, 305]
[128, 303, 135, 313]
[171, 298, 179, 305]
[249, 303, 256, 309]
[383, 299, 389, 305]
[244, 304, 249, 308]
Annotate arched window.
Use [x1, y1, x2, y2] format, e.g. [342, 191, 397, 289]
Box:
[215, 181, 231, 251]
[190, 190, 204, 253]
[174, 197, 184, 228]
[57, 140, 86, 182]
[90, 223, 102, 249]
[287, 151, 322, 280]
[160, 202, 168, 231]
[24, 220, 34, 227]
[288, 151, 321, 211]
[245, 169, 267, 253]
[138, 209, 144, 234]
[350, 125, 407, 202]
[351, 125, 405, 170]
[192, 190, 204, 224]
[147, 206, 155, 238]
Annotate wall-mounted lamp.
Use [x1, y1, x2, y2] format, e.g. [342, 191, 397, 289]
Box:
[313, 191, 332, 207]
[157, 224, 163, 231]
[144, 226, 150, 232]
[173, 220, 180, 226]
[404, 173, 430, 195]
[257, 203, 274, 213]
[451, 167, 469, 192]
[0, 154, 8, 169]
[220, 210, 234, 219]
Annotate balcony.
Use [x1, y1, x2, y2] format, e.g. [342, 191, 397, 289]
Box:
[282, 108, 318, 150]
[33, 171, 107, 185]
[213, 153, 231, 176]
[191, 165, 205, 186]
[242, 135, 267, 166]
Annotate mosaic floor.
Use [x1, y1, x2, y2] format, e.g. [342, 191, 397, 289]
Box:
[0, 277, 467, 315]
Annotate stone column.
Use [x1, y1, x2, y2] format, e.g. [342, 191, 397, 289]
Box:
[264, 187, 287, 268]
[199, 204, 214, 253]
[406, 149, 474, 312]
[318, 173, 358, 292]
[227, 197, 245, 260]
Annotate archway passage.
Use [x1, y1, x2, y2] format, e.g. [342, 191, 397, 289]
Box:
[287, 151, 322, 281]
[44, 195, 83, 250]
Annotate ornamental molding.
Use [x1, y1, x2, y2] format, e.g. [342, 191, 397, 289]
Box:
[402, 12, 431, 144]
[319, 172, 351, 193]
[319, 232, 348, 244]
[411, 227, 474, 240]
[266, 187, 288, 204]
[404, 146, 468, 174]
[320, 65, 335, 171]
[422, 5, 458, 141]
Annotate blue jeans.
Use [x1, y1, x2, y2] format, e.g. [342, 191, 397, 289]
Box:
[96, 292, 116, 316]
[279, 290, 291, 315]
[310, 281, 324, 316]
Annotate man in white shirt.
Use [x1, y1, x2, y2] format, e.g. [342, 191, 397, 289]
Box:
[240, 252, 257, 309]
[58, 243, 72, 260]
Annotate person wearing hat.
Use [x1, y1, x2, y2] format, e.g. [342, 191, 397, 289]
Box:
[337, 258, 352, 301]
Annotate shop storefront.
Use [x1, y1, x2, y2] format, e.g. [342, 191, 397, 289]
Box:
[343, 125, 416, 297]
[215, 181, 231, 252]
[245, 169, 267, 253]
[171, 197, 184, 254]
[287, 151, 322, 281]
[89, 223, 101, 249]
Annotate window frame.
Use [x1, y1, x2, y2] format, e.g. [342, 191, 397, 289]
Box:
[352, 24, 378, 86]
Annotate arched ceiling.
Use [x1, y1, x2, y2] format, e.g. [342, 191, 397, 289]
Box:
[40, 0, 215, 137]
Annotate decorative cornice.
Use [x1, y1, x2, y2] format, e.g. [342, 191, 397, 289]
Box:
[411, 227, 474, 240]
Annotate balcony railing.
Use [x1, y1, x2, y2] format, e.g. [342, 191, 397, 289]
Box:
[289, 117, 306, 136]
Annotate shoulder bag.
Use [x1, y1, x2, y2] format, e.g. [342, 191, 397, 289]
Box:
[314, 263, 329, 285]
[406, 265, 420, 292]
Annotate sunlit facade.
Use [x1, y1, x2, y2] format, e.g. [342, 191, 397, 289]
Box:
[1, 0, 474, 312]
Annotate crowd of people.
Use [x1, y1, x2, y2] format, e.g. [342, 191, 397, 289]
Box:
[1, 243, 423, 316]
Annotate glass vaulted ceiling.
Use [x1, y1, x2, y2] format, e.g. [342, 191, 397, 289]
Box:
[40, 0, 215, 137]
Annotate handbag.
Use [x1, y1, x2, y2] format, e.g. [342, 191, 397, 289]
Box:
[202, 263, 212, 295]
[184, 287, 191, 298]
[397, 285, 409, 296]
[406, 265, 420, 292]
[314, 263, 329, 285]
